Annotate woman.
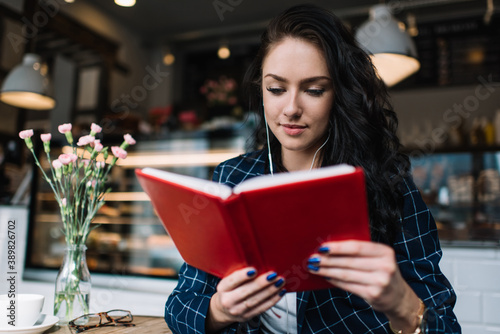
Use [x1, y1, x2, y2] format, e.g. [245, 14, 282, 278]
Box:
[165, 4, 460, 333]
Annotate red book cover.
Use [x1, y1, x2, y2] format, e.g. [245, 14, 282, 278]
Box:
[135, 164, 371, 292]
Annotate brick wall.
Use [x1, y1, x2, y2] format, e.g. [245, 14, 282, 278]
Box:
[441, 246, 500, 333]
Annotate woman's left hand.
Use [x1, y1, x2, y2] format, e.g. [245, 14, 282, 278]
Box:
[307, 240, 421, 328]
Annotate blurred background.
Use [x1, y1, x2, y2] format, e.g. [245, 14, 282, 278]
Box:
[0, 1, 500, 331]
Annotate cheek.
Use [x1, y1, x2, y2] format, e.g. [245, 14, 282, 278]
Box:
[309, 99, 333, 121]
[264, 98, 285, 116]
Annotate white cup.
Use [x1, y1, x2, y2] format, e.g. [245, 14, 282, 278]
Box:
[0, 294, 45, 328]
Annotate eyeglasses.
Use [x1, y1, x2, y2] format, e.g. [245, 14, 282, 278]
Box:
[69, 309, 135, 333]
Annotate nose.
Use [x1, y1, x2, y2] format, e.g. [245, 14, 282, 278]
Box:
[283, 90, 302, 118]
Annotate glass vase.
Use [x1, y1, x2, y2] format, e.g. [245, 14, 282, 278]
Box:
[54, 244, 91, 324]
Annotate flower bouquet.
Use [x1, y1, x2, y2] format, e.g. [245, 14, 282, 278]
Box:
[19, 123, 136, 323]
[199, 76, 239, 106]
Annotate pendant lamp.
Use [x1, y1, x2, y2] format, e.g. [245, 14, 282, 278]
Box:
[115, 0, 136, 7]
[355, 4, 420, 87]
[0, 53, 56, 110]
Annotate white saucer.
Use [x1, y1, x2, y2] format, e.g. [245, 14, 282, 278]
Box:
[0, 314, 59, 334]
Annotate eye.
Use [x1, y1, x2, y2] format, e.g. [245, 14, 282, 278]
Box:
[266, 87, 285, 95]
[306, 89, 325, 97]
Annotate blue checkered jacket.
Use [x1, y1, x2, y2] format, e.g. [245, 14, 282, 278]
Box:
[165, 150, 460, 333]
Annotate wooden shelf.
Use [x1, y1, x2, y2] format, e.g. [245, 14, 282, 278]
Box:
[35, 214, 162, 226]
[402, 145, 500, 155]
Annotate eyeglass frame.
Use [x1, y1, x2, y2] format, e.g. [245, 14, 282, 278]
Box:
[68, 309, 135, 333]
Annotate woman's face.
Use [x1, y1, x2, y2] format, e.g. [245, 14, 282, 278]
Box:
[262, 37, 334, 158]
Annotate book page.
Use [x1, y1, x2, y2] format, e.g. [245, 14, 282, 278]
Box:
[141, 168, 233, 200]
[233, 164, 355, 194]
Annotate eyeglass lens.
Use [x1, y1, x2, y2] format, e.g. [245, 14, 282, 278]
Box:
[106, 310, 133, 322]
[71, 309, 133, 327]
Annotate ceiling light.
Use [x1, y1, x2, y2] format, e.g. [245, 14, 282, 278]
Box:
[217, 45, 230, 59]
[0, 53, 56, 110]
[64, 0, 75, 3]
[163, 52, 175, 66]
[115, 0, 136, 7]
[406, 13, 419, 37]
[355, 5, 420, 87]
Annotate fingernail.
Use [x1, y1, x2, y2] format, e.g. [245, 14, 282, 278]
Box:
[274, 278, 284, 287]
[266, 272, 278, 281]
[307, 264, 320, 272]
[247, 269, 256, 277]
[318, 246, 329, 253]
[279, 289, 287, 297]
[308, 257, 320, 264]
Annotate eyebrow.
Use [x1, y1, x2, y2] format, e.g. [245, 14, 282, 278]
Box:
[263, 73, 332, 84]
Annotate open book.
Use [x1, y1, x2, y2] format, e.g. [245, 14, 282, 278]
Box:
[135, 164, 370, 292]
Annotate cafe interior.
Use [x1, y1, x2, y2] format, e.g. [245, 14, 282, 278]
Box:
[0, 0, 500, 332]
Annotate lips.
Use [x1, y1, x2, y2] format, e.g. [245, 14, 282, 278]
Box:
[282, 124, 306, 136]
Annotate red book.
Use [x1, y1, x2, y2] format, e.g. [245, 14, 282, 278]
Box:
[135, 164, 371, 292]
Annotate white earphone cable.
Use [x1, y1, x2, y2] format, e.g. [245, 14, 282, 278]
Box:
[263, 108, 274, 176]
[309, 132, 330, 171]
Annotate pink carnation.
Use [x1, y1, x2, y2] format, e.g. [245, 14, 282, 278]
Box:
[90, 140, 104, 153]
[19, 129, 34, 139]
[124, 134, 136, 145]
[91, 123, 102, 134]
[111, 146, 127, 159]
[94, 141, 103, 152]
[96, 161, 105, 168]
[61, 198, 67, 206]
[58, 153, 77, 165]
[58, 123, 72, 134]
[77, 135, 95, 146]
[41, 133, 52, 142]
[52, 159, 62, 169]
[81, 159, 90, 167]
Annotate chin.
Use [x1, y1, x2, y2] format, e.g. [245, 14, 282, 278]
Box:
[281, 143, 315, 153]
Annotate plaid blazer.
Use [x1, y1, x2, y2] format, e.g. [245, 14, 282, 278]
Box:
[165, 150, 461, 334]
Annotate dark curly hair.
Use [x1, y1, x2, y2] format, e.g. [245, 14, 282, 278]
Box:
[242, 4, 411, 245]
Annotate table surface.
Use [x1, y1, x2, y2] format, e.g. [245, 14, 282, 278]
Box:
[46, 316, 172, 334]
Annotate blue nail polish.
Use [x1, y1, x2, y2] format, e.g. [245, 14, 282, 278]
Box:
[274, 278, 284, 287]
[266, 272, 278, 281]
[308, 257, 320, 264]
[279, 289, 287, 297]
[318, 246, 329, 253]
[247, 269, 256, 277]
[307, 264, 320, 272]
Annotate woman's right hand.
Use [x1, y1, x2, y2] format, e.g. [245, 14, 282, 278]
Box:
[206, 267, 286, 333]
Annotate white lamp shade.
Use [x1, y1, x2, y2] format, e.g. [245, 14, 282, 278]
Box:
[0, 53, 56, 110]
[370, 53, 420, 87]
[115, 0, 136, 7]
[355, 5, 420, 86]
